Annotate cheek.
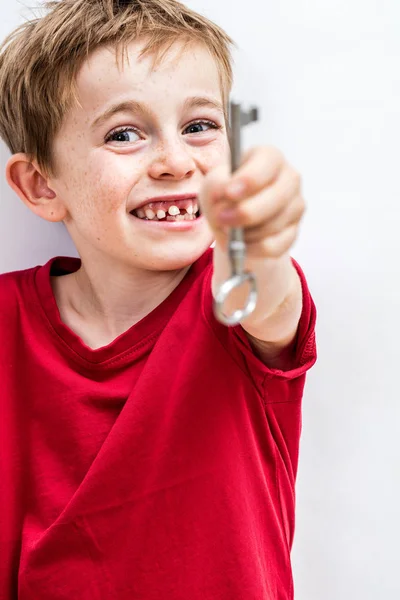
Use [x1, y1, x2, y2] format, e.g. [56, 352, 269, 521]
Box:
[199, 138, 230, 173]
[83, 154, 142, 216]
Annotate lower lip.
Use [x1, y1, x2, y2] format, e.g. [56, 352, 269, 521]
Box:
[129, 213, 205, 232]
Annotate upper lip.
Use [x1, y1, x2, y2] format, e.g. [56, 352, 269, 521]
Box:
[132, 194, 198, 211]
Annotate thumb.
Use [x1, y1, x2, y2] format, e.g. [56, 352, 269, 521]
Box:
[198, 163, 231, 224]
[199, 164, 232, 250]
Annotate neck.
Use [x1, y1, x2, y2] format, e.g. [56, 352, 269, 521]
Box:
[52, 256, 191, 348]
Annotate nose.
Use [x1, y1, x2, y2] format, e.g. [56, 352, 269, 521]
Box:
[148, 137, 196, 181]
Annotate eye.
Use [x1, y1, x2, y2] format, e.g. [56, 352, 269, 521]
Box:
[183, 120, 220, 135]
[105, 127, 141, 144]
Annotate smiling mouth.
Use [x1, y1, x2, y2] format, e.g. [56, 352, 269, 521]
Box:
[130, 198, 201, 222]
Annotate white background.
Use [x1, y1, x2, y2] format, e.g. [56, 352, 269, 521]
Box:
[1, 1, 400, 598]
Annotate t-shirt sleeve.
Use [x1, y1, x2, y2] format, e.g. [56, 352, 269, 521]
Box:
[202, 256, 317, 529]
[202, 257, 317, 398]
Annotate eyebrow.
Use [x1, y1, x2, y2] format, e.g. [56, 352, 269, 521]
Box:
[91, 100, 152, 130]
[91, 96, 225, 130]
[183, 96, 224, 114]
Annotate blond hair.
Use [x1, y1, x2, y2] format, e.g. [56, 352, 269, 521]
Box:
[0, 0, 234, 175]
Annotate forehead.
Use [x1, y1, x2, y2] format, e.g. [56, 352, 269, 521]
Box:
[74, 40, 222, 115]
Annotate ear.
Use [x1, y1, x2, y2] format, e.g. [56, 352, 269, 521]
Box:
[6, 153, 67, 223]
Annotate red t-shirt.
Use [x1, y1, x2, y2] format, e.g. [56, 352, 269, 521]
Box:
[0, 247, 316, 600]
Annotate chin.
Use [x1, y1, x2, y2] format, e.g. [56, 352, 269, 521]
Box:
[143, 237, 214, 272]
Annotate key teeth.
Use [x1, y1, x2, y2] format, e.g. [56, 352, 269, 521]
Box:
[240, 107, 259, 126]
[251, 107, 259, 122]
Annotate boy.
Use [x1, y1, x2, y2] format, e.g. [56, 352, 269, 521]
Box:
[0, 0, 316, 598]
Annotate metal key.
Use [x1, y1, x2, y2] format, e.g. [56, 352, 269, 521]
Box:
[213, 102, 259, 326]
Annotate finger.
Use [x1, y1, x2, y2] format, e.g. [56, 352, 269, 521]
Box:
[200, 164, 230, 205]
[224, 146, 284, 202]
[198, 164, 231, 230]
[219, 167, 302, 227]
[244, 195, 305, 243]
[248, 224, 299, 259]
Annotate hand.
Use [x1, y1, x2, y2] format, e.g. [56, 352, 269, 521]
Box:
[199, 146, 306, 260]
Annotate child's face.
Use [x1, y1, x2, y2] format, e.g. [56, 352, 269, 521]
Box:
[49, 39, 230, 271]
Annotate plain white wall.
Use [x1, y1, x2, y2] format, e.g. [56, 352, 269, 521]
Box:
[0, 4, 78, 271]
[1, 1, 399, 598]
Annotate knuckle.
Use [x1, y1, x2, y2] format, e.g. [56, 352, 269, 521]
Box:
[296, 196, 306, 216]
[269, 145, 284, 162]
[290, 170, 302, 189]
[263, 226, 298, 257]
[287, 226, 300, 248]
[258, 145, 283, 169]
[262, 237, 279, 257]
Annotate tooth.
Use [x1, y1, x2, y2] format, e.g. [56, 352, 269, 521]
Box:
[157, 210, 166, 219]
[137, 209, 146, 218]
[186, 205, 194, 215]
[193, 203, 199, 214]
[145, 209, 156, 219]
[175, 214, 184, 221]
[168, 205, 180, 216]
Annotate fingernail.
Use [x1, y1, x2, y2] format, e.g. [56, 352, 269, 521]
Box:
[219, 208, 236, 223]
